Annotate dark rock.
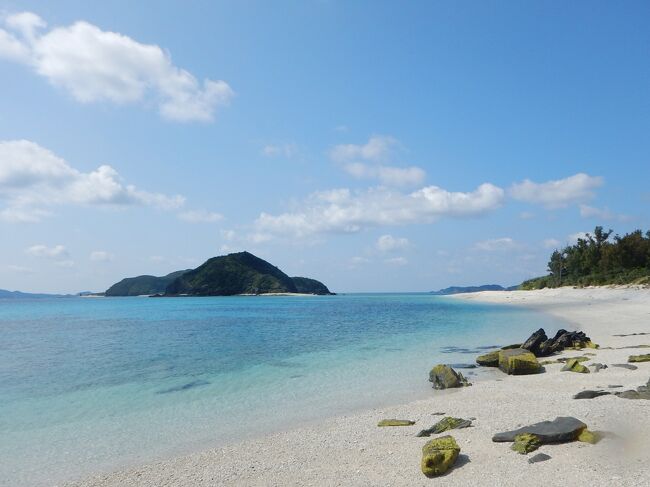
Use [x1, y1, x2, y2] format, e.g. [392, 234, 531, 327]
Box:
[528, 453, 552, 464]
[612, 364, 638, 370]
[521, 328, 548, 356]
[416, 417, 472, 437]
[608, 385, 624, 388]
[429, 364, 471, 389]
[493, 417, 587, 443]
[448, 363, 477, 369]
[573, 390, 611, 399]
[501, 343, 522, 350]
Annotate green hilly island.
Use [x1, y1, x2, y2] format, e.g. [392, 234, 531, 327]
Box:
[105, 252, 333, 296]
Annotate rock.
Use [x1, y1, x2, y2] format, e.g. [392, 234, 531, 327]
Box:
[476, 351, 500, 367]
[577, 429, 602, 444]
[416, 417, 472, 437]
[448, 363, 477, 369]
[608, 385, 624, 388]
[562, 358, 590, 373]
[590, 363, 607, 373]
[521, 328, 548, 356]
[501, 343, 522, 350]
[528, 452, 552, 464]
[377, 419, 415, 427]
[616, 390, 650, 400]
[628, 354, 650, 363]
[498, 348, 542, 375]
[573, 390, 611, 399]
[493, 417, 587, 443]
[429, 364, 471, 389]
[421, 435, 460, 477]
[511, 433, 541, 454]
[612, 363, 638, 370]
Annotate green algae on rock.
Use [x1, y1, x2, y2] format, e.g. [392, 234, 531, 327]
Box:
[561, 358, 590, 373]
[628, 353, 650, 363]
[377, 419, 415, 427]
[421, 435, 461, 477]
[429, 364, 471, 389]
[498, 348, 542, 375]
[511, 433, 541, 454]
[416, 417, 472, 437]
[577, 429, 602, 444]
[476, 350, 500, 367]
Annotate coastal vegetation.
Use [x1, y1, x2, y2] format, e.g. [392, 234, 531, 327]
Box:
[522, 226, 650, 289]
[105, 270, 190, 296]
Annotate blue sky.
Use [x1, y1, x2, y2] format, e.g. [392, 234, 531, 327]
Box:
[0, 1, 649, 293]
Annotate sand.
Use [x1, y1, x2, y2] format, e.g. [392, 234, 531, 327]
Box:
[66, 287, 650, 487]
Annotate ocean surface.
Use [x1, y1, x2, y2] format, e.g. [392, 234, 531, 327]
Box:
[0, 294, 562, 486]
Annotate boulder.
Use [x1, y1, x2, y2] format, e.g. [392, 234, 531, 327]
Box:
[377, 419, 415, 427]
[573, 390, 611, 399]
[628, 354, 650, 363]
[498, 348, 542, 375]
[521, 328, 548, 356]
[416, 417, 472, 437]
[493, 417, 587, 444]
[429, 364, 471, 389]
[511, 433, 541, 454]
[528, 452, 552, 464]
[476, 351, 500, 367]
[561, 358, 590, 373]
[421, 435, 460, 477]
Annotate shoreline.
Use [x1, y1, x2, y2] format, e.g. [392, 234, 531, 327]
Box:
[66, 287, 650, 486]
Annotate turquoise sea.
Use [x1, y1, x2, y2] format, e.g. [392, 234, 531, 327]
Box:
[0, 294, 562, 486]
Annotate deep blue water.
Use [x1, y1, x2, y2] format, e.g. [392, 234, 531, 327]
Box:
[0, 294, 562, 486]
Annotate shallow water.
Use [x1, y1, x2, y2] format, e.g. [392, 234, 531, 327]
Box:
[0, 294, 562, 486]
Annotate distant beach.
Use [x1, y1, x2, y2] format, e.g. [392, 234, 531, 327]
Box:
[62, 287, 650, 487]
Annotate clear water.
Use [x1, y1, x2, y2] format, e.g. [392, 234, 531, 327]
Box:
[0, 294, 562, 486]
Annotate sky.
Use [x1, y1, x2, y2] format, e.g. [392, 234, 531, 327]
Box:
[0, 1, 649, 294]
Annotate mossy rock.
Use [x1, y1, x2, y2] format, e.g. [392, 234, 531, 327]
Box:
[628, 354, 650, 363]
[421, 435, 460, 477]
[498, 348, 542, 375]
[501, 343, 522, 350]
[511, 433, 541, 454]
[585, 341, 599, 349]
[476, 350, 500, 367]
[429, 364, 471, 389]
[577, 429, 602, 444]
[561, 358, 590, 373]
[377, 419, 415, 427]
[417, 417, 472, 437]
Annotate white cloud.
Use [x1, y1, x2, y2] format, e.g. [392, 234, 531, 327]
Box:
[542, 238, 561, 249]
[90, 250, 113, 262]
[261, 143, 298, 158]
[0, 12, 233, 122]
[568, 232, 589, 244]
[55, 259, 75, 268]
[384, 256, 408, 266]
[178, 209, 223, 223]
[254, 183, 504, 238]
[330, 136, 426, 187]
[510, 173, 603, 209]
[26, 244, 67, 258]
[474, 237, 517, 252]
[0, 140, 184, 222]
[376, 234, 410, 252]
[579, 204, 630, 222]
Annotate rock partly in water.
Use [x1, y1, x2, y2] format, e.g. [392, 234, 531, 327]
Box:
[528, 452, 552, 464]
[416, 417, 472, 437]
[493, 417, 587, 444]
[628, 354, 650, 363]
[511, 433, 542, 454]
[377, 419, 416, 427]
[561, 358, 590, 374]
[476, 351, 500, 367]
[612, 363, 638, 370]
[577, 429, 602, 444]
[498, 348, 542, 375]
[573, 390, 612, 399]
[429, 364, 471, 389]
[421, 435, 461, 477]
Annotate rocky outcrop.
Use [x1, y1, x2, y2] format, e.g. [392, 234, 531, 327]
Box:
[521, 328, 597, 357]
[498, 348, 541, 375]
[420, 435, 461, 477]
[377, 419, 415, 427]
[511, 433, 541, 454]
[493, 417, 587, 444]
[429, 365, 471, 389]
[561, 358, 590, 373]
[416, 417, 472, 437]
[521, 328, 547, 356]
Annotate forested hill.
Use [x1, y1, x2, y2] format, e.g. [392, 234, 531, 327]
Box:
[522, 226, 650, 289]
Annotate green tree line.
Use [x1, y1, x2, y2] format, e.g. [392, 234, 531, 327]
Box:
[521, 226, 650, 289]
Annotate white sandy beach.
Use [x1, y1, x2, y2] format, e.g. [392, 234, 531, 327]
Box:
[66, 287, 650, 487]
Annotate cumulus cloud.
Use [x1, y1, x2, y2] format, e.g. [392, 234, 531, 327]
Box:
[542, 238, 561, 249]
[474, 237, 517, 251]
[178, 209, 223, 223]
[261, 143, 298, 158]
[579, 204, 630, 222]
[510, 173, 603, 209]
[376, 234, 410, 252]
[331, 136, 426, 187]
[254, 182, 504, 238]
[0, 12, 233, 122]
[568, 232, 589, 244]
[90, 250, 113, 262]
[26, 244, 68, 258]
[0, 140, 184, 222]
